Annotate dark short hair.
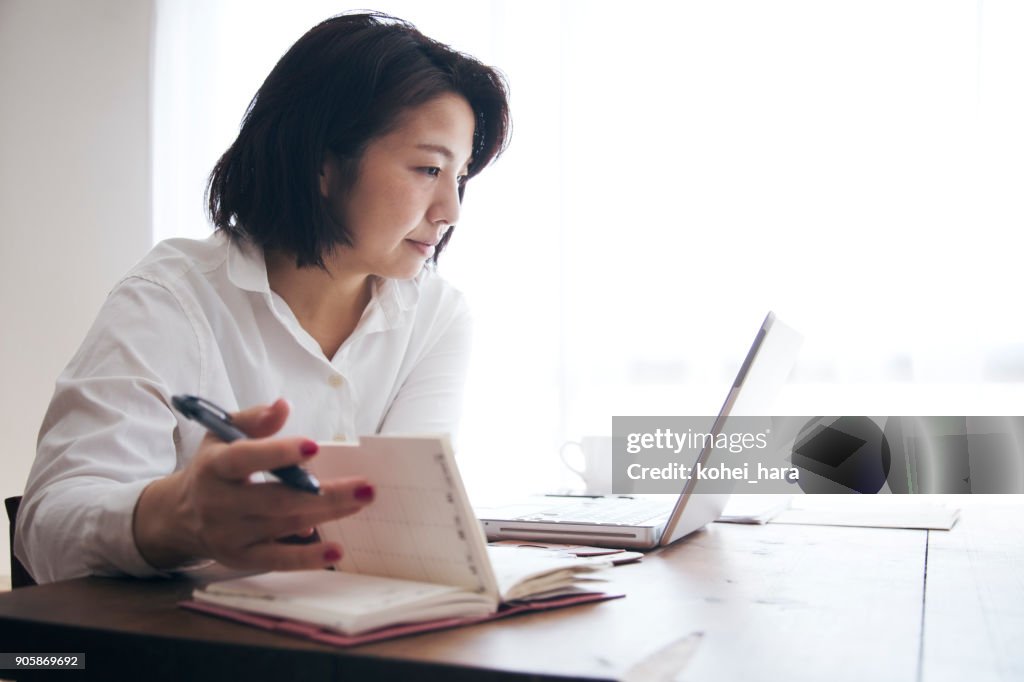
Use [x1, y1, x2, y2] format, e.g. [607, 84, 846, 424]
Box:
[207, 11, 511, 268]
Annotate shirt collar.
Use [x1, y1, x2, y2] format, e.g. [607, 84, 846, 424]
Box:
[224, 234, 273, 295]
[224, 233, 424, 330]
[364, 273, 422, 332]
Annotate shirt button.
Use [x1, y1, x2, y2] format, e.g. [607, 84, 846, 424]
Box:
[328, 374, 344, 388]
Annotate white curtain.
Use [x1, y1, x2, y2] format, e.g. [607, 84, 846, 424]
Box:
[154, 0, 1024, 499]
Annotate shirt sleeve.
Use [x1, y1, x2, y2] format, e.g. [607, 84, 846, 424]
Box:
[377, 292, 473, 438]
[15, 276, 203, 583]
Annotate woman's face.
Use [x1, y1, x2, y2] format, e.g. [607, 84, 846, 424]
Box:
[324, 93, 475, 280]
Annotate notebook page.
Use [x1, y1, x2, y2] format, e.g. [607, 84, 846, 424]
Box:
[485, 545, 612, 601]
[195, 570, 495, 635]
[310, 436, 500, 598]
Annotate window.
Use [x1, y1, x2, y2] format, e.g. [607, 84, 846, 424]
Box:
[154, 1, 1024, 499]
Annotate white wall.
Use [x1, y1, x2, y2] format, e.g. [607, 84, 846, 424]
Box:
[0, 0, 154, 579]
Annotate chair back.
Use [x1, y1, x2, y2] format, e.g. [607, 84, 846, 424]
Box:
[5, 496, 36, 588]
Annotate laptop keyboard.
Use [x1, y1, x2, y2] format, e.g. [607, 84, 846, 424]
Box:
[517, 498, 673, 526]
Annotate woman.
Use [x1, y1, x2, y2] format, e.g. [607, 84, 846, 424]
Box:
[16, 12, 511, 583]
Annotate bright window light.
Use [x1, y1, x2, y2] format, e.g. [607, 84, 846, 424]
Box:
[153, 1, 1024, 499]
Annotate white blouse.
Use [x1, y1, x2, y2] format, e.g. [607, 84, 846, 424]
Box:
[15, 233, 472, 583]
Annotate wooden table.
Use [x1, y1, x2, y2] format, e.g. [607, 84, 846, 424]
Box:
[0, 502, 1020, 681]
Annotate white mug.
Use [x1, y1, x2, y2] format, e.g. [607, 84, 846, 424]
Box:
[560, 436, 614, 495]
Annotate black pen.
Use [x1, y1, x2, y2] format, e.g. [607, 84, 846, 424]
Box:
[171, 394, 321, 495]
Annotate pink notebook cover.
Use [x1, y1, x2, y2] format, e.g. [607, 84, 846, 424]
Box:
[181, 591, 623, 647]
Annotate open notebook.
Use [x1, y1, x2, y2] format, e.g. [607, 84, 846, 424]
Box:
[183, 436, 620, 644]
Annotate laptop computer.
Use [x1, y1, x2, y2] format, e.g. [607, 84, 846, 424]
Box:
[477, 311, 802, 549]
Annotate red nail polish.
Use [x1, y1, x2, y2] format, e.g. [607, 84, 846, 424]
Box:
[354, 484, 375, 502]
[300, 440, 319, 456]
[324, 548, 341, 562]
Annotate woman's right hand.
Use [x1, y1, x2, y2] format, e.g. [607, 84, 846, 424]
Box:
[133, 398, 373, 572]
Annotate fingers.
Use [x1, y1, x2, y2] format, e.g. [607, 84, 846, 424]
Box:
[229, 398, 290, 439]
[208, 481, 367, 570]
[234, 477, 374, 537]
[181, 399, 377, 574]
[231, 541, 344, 572]
[190, 473, 373, 569]
[209, 435, 319, 482]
